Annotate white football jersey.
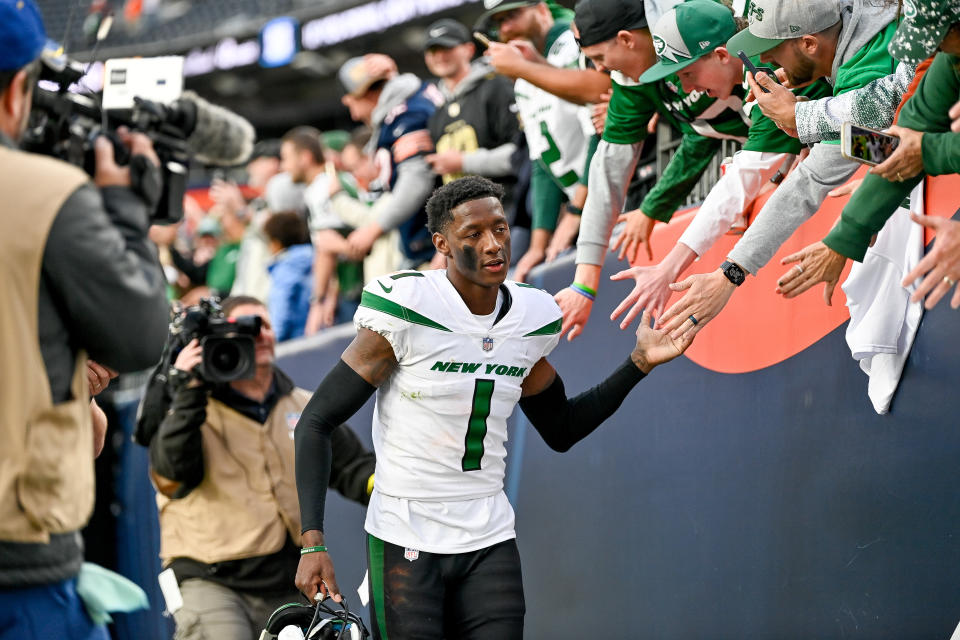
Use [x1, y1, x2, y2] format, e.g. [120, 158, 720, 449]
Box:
[353, 270, 562, 503]
[514, 26, 593, 200]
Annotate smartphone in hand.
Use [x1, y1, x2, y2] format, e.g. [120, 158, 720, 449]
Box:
[737, 50, 780, 92]
[840, 122, 900, 166]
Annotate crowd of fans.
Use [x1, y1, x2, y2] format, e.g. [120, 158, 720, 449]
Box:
[158, 0, 960, 355]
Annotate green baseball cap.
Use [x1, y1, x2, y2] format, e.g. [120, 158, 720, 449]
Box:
[639, 0, 737, 83]
[726, 0, 841, 58]
[888, 0, 960, 64]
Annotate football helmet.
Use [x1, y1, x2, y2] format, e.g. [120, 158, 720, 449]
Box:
[260, 596, 369, 640]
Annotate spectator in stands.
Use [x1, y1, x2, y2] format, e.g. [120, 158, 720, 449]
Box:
[601, 0, 834, 330]
[280, 126, 352, 333]
[147, 296, 375, 640]
[423, 19, 521, 187]
[320, 130, 351, 172]
[556, 0, 755, 339]
[328, 127, 404, 287]
[775, 8, 960, 310]
[422, 18, 525, 268]
[0, 1, 168, 637]
[263, 211, 314, 342]
[480, 0, 601, 281]
[337, 53, 442, 267]
[657, 0, 908, 339]
[228, 140, 286, 302]
[167, 204, 246, 299]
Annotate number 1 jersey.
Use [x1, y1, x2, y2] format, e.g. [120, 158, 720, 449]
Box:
[353, 270, 562, 503]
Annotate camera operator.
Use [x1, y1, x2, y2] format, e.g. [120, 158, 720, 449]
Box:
[147, 296, 375, 640]
[0, 1, 169, 638]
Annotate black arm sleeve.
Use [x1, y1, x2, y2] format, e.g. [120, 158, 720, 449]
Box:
[296, 360, 377, 533]
[519, 358, 646, 453]
[328, 423, 376, 506]
[148, 385, 210, 497]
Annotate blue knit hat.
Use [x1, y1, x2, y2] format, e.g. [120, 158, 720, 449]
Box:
[0, 0, 47, 71]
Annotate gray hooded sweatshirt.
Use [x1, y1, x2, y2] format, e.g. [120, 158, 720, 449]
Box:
[728, 0, 903, 274]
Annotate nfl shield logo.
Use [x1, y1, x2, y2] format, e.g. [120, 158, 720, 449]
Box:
[404, 548, 419, 562]
[482, 336, 494, 352]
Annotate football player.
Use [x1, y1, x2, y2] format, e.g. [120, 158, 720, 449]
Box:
[294, 175, 692, 639]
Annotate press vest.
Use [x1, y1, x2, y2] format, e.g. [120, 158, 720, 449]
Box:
[0, 146, 93, 543]
[155, 389, 311, 564]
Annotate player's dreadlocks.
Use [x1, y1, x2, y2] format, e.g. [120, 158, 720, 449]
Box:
[426, 175, 505, 234]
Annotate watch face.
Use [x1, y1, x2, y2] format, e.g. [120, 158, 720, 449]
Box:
[723, 261, 745, 285]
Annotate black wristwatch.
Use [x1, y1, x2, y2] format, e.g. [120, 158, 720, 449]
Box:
[720, 260, 746, 286]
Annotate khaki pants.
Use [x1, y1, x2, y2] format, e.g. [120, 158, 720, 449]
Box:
[173, 578, 302, 640]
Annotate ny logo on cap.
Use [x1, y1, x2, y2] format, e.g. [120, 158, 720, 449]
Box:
[653, 34, 666, 56]
[653, 33, 692, 62]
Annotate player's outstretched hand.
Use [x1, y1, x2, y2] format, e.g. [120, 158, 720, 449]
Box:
[296, 543, 341, 604]
[632, 310, 693, 373]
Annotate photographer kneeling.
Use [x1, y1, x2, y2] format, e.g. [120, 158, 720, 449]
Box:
[147, 296, 374, 640]
[0, 1, 169, 638]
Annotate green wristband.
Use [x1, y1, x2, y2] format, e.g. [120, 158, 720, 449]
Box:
[300, 545, 328, 555]
[571, 281, 596, 297]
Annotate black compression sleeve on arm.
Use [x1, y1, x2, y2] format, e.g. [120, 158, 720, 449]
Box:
[519, 358, 646, 452]
[295, 359, 377, 533]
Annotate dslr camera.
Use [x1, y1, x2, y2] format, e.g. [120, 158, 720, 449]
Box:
[167, 298, 262, 384]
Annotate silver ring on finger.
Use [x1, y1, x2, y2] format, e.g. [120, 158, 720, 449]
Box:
[794, 264, 804, 275]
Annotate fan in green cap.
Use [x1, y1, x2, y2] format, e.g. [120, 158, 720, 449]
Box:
[639, 0, 737, 83]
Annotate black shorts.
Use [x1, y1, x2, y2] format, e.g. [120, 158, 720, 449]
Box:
[365, 535, 525, 640]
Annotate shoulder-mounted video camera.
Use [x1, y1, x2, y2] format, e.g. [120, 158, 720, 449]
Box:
[167, 298, 262, 384]
[22, 51, 254, 224]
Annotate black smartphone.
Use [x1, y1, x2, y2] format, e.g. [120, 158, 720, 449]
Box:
[737, 50, 779, 92]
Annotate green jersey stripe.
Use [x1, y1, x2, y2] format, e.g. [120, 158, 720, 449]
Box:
[360, 291, 452, 332]
[524, 318, 562, 337]
[367, 534, 389, 640]
[389, 272, 425, 280]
